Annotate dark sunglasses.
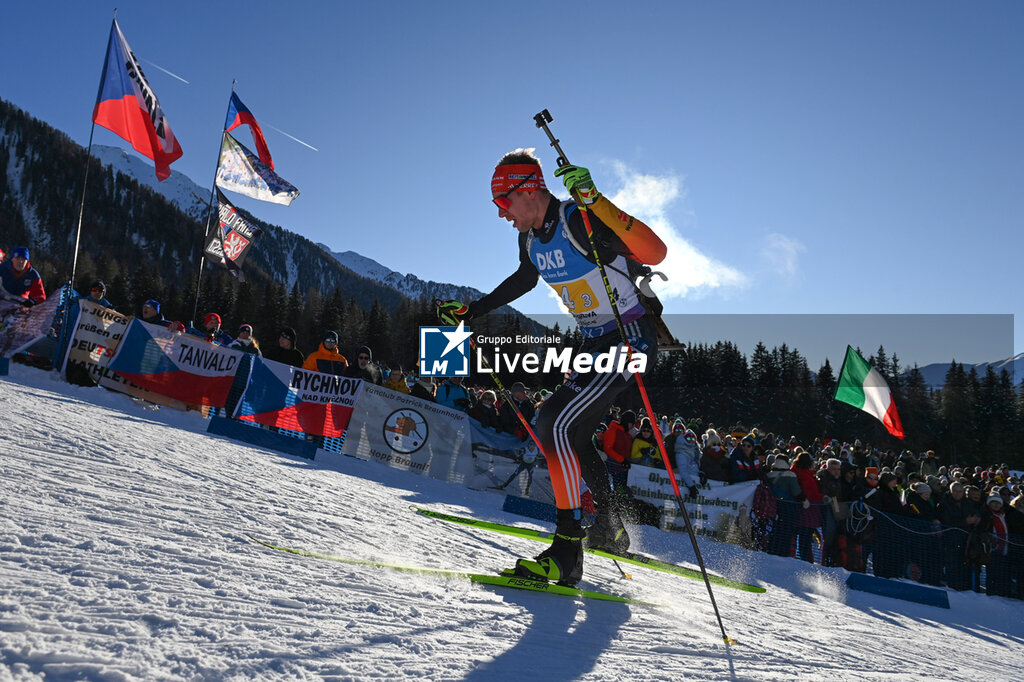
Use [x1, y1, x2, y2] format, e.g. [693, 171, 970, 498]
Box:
[358, 355, 370, 360]
[324, 339, 337, 345]
[492, 172, 536, 210]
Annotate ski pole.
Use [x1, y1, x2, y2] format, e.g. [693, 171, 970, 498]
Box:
[534, 109, 734, 644]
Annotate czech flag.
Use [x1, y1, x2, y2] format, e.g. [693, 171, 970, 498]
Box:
[107, 320, 247, 407]
[234, 357, 363, 437]
[225, 92, 274, 170]
[92, 18, 183, 181]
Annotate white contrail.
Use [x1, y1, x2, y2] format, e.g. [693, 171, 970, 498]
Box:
[142, 59, 189, 84]
[266, 123, 319, 151]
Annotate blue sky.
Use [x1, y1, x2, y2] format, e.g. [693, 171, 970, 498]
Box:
[2, 1, 1020, 367]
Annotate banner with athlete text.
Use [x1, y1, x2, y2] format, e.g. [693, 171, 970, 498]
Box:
[340, 384, 473, 481]
[60, 302, 188, 409]
[628, 465, 758, 541]
[233, 357, 363, 437]
[107, 320, 248, 407]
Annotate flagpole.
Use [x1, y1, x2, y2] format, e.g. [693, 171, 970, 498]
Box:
[191, 79, 236, 324]
[69, 122, 98, 289]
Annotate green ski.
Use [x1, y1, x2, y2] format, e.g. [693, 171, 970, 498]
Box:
[247, 535, 659, 606]
[411, 507, 766, 594]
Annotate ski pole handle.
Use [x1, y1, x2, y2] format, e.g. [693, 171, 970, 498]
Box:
[533, 109, 570, 168]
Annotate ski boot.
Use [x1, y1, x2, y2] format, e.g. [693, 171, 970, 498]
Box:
[584, 507, 630, 555]
[507, 509, 584, 587]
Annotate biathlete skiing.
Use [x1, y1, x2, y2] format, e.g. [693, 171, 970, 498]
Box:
[436, 146, 668, 587]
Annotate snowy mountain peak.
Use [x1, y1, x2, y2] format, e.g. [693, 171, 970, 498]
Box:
[91, 145, 210, 222]
[320, 243, 520, 316]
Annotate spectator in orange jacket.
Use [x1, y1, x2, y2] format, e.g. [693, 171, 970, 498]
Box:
[302, 330, 348, 375]
[601, 410, 635, 492]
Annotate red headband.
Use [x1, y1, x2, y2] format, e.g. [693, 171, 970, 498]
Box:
[491, 163, 546, 194]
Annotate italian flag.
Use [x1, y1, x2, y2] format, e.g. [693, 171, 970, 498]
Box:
[834, 346, 905, 439]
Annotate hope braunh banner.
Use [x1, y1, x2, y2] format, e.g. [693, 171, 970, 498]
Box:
[628, 464, 758, 541]
[233, 357, 363, 437]
[341, 384, 473, 481]
[60, 301, 188, 409]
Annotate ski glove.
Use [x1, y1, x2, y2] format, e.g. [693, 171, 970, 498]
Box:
[435, 299, 471, 327]
[688, 485, 699, 500]
[20, 298, 36, 308]
[553, 164, 600, 205]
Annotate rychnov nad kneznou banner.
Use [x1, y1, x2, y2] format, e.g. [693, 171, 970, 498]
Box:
[233, 357, 363, 437]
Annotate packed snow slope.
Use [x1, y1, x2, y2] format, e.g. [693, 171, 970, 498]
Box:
[1, 366, 1022, 681]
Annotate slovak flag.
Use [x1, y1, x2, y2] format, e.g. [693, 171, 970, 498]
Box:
[92, 18, 183, 181]
[225, 92, 274, 170]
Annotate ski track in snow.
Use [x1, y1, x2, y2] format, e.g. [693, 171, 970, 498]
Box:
[1, 365, 1022, 681]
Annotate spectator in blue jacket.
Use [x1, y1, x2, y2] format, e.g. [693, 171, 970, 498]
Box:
[187, 313, 234, 346]
[79, 279, 112, 308]
[729, 435, 758, 483]
[436, 376, 472, 411]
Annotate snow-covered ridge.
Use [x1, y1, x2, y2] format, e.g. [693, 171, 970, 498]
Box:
[323, 246, 496, 308]
[91, 145, 210, 222]
[910, 352, 1023, 388]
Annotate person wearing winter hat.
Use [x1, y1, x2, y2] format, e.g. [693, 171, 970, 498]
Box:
[700, 428, 730, 483]
[186, 312, 233, 346]
[728, 434, 758, 484]
[630, 418, 661, 467]
[303, 330, 348, 376]
[382, 365, 411, 395]
[0, 246, 46, 306]
[344, 344, 383, 385]
[763, 453, 800, 557]
[81, 279, 112, 307]
[262, 327, 304, 368]
[141, 300, 164, 324]
[498, 381, 537, 440]
[981, 493, 1012, 596]
[591, 421, 608, 454]
[601, 410, 635, 493]
[228, 323, 262, 357]
[673, 429, 703, 500]
[410, 368, 436, 402]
